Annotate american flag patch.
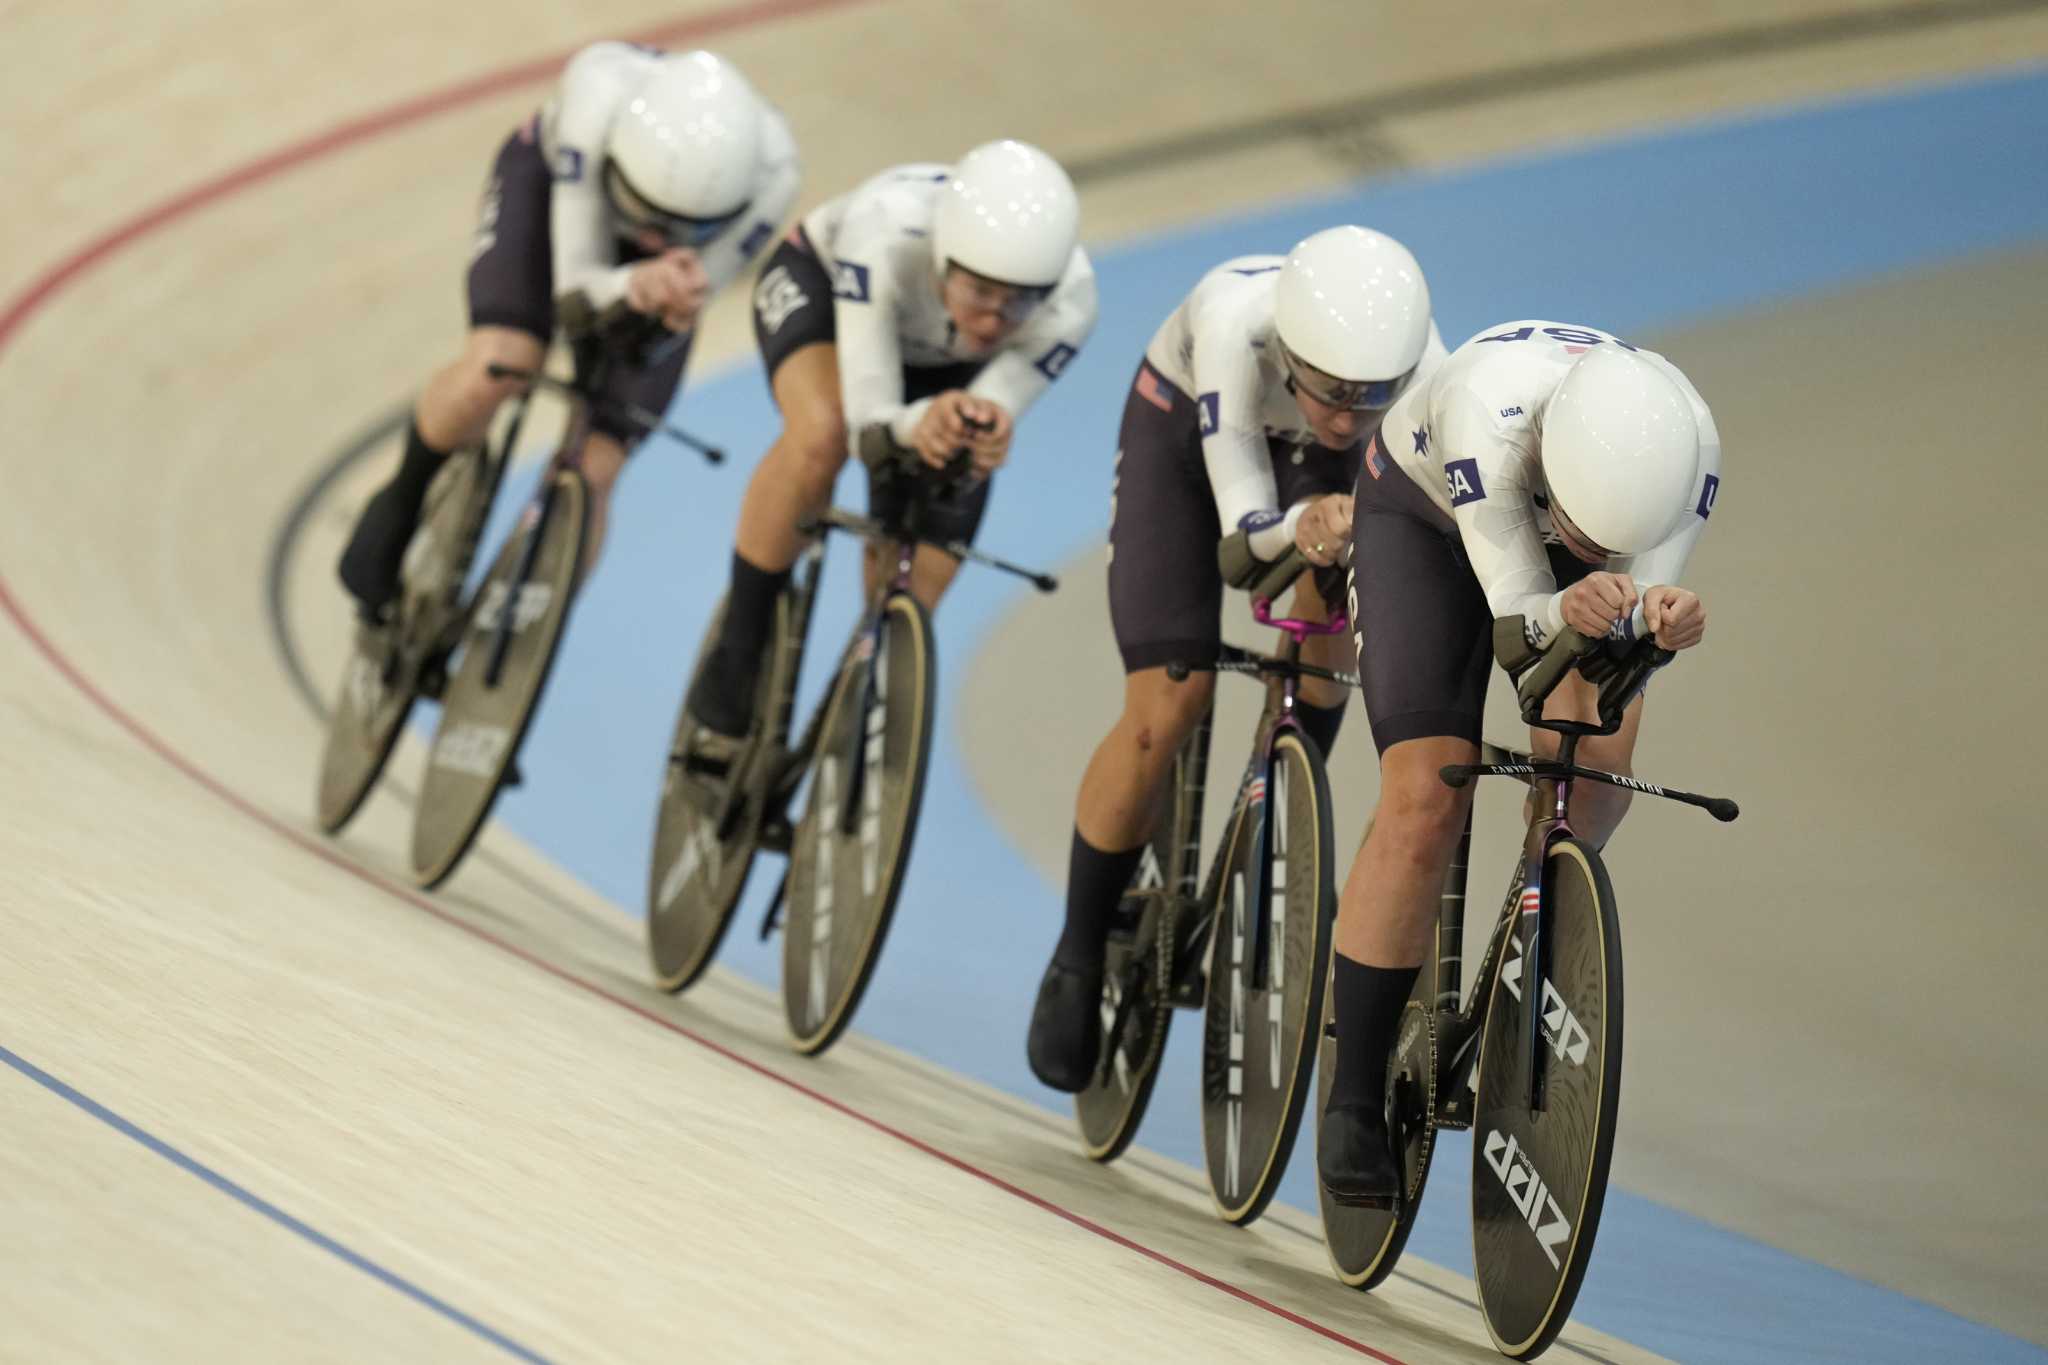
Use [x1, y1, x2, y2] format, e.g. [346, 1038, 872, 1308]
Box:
[1518, 886, 1541, 916]
[1245, 776, 1267, 807]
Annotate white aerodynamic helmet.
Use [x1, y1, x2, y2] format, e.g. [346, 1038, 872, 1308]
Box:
[1541, 346, 1701, 556]
[604, 51, 763, 243]
[1274, 226, 1432, 410]
[932, 140, 1080, 291]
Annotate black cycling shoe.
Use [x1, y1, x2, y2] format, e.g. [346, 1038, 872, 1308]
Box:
[1026, 957, 1104, 1093]
[338, 484, 421, 616]
[685, 640, 758, 741]
[1319, 1102, 1401, 1208]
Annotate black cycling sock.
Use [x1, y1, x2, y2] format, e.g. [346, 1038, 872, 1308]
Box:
[389, 420, 451, 516]
[690, 552, 790, 735]
[1295, 698, 1347, 761]
[1331, 955, 1420, 1116]
[1054, 828, 1146, 973]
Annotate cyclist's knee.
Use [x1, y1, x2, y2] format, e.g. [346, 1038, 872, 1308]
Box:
[778, 405, 849, 490]
[1376, 766, 1471, 854]
[580, 435, 627, 497]
[1125, 671, 1212, 754]
[447, 328, 543, 421]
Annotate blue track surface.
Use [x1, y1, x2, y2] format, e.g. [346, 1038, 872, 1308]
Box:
[459, 67, 2048, 1364]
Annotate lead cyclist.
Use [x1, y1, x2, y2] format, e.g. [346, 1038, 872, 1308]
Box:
[1319, 323, 1723, 1205]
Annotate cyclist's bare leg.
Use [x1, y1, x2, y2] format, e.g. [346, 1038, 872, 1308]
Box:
[1073, 666, 1215, 853]
[575, 433, 627, 581]
[1321, 733, 1475, 1181]
[341, 326, 541, 612]
[416, 326, 543, 451]
[1030, 662, 1215, 1089]
[1528, 676, 1645, 848]
[687, 343, 844, 739]
[1334, 736, 1478, 968]
[734, 342, 845, 573]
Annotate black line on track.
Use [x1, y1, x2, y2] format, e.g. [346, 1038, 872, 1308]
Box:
[1064, 0, 2048, 185]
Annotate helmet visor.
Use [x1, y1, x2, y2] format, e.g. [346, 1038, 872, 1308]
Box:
[1278, 338, 1409, 412]
[943, 261, 1053, 323]
[603, 160, 747, 249]
[1544, 487, 1621, 562]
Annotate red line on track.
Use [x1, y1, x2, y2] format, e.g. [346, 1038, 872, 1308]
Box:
[0, 8, 1409, 1360]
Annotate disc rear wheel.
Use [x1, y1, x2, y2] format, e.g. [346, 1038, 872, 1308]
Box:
[647, 591, 800, 992]
[315, 448, 489, 834]
[1073, 720, 1205, 1162]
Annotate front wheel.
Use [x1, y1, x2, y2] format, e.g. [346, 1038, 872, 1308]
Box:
[1471, 838, 1623, 1361]
[1199, 728, 1336, 1226]
[409, 471, 585, 889]
[780, 591, 935, 1055]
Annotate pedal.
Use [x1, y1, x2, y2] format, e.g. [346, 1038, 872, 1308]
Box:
[416, 655, 449, 702]
[757, 810, 794, 854]
[1167, 969, 1207, 1011]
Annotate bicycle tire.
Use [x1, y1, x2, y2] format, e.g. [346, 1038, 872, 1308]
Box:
[781, 591, 934, 1054]
[1200, 728, 1336, 1225]
[1471, 837, 1623, 1360]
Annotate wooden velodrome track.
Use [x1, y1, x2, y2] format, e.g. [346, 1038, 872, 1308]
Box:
[4, 1, 2045, 1359]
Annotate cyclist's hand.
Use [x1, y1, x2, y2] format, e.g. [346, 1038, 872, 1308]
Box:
[625, 248, 709, 331]
[911, 391, 993, 470]
[963, 399, 1013, 476]
[1560, 571, 1640, 638]
[1295, 494, 1353, 567]
[1644, 584, 1706, 650]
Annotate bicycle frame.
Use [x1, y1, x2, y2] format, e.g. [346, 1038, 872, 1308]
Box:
[1436, 633, 1738, 1119]
[1162, 597, 1354, 1001]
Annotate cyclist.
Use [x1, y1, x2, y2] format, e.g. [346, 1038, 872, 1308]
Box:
[1026, 226, 1446, 1092]
[337, 42, 799, 618]
[1318, 323, 1722, 1203]
[679, 139, 1099, 770]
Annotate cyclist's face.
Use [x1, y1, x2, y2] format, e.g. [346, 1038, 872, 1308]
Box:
[941, 267, 1042, 352]
[1548, 496, 1614, 565]
[1291, 385, 1365, 450]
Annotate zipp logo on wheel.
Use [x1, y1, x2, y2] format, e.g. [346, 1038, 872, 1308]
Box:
[432, 721, 510, 778]
[472, 580, 554, 635]
[1501, 924, 1591, 1066]
[1484, 1128, 1572, 1269]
